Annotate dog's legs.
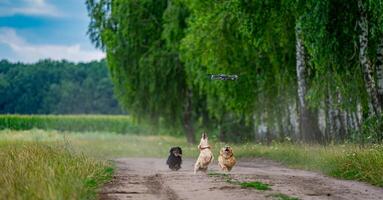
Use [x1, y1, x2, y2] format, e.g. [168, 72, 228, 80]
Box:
[218, 161, 223, 170]
[227, 166, 232, 172]
[194, 162, 199, 174]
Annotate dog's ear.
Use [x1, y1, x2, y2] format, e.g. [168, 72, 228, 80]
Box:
[202, 132, 207, 139]
[169, 147, 175, 153]
[178, 147, 182, 154]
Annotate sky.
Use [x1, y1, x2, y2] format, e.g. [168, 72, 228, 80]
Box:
[0, 0, 105, 63]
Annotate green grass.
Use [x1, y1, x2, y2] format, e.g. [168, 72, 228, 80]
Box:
[240, 181, 271, 190]
[0, 129, 198, 158]
[1, 128, 382, 191]
[0, 141, 113, 200]
[232, 143, 383, 187]
[207, 172, 230, 178]
[329, 145, 383, 186]
[208, 172, 271, 190]
[0, 114, 142, 134]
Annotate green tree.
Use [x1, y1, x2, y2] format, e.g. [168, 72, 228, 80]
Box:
[0, 59, 122, 114]
[87, 0, 204, 143]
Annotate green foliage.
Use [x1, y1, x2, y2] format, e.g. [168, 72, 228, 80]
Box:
[0, 115, 142, 134]
[86, 0, 197, 131]
[84, 0, 383, 144]
[0, 59, 122, 114]
[0, 142, 113, 199]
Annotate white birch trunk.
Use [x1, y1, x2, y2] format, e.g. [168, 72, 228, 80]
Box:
[336, 90, 348, 141]
[376, 38, 383, 104]
[358, 0, 381, 115]
[296, 23, 307, 142]
[295, 22, 322, 143]
[325, 90, 335, 142]
[347, 111, 354, 131]
[253, 114, 258, 143]
[288, 103, 299, 141]
[352, 111, 360, 131]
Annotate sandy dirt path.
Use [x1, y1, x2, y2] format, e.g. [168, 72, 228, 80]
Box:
[99, 158, 383, 200]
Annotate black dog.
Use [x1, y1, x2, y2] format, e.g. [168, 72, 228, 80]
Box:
[166, 147, 182, 171]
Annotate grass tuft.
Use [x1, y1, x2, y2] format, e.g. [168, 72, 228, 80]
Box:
[240, 181, 271, 190]
[208, 172, 230, 178]
[208, 172, 270, 190]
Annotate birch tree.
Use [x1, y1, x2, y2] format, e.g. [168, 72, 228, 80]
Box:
[295, 21, 322, 143]
[358, 0, 381, 116]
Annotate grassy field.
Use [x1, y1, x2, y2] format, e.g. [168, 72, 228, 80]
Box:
[0, 115, 142, 134]
[0, 115, 382, 199]
[1, 128, 382, 188]
[0, 140, 113, 199]
[235, 143, 383, 187]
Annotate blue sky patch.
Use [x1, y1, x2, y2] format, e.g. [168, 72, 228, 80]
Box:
[0, 0, 104, 63]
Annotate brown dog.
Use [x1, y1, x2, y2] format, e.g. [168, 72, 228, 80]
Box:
[194, 132, 214, 174]
[218, 146, 236, 172]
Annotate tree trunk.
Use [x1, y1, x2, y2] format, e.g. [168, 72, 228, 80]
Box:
[376, 38, 383, 105]
[352, 111, 360, 131]
[292, 100, 300, 141]
[336, 90, 348, 141]
[286, 104, 294, 139]
[347, 111, 354, 132]
[358, 0, 381, 116]
[183, 89, 195, 144]
[325, 89, 335, 143]
[218, 113, 226, 142]
[261, 111, 272, 145]
[277, 111, 286, 142]
[295, 22, 322, 143]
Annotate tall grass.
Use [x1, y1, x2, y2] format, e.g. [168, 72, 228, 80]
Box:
[1, 129, 382, 188]
[232, 142, 383, 187]
[0, 115, 142, 134]
[0, 129, 197, 159]
[0, 141, 113, 200]
[329, 145, 383, 186]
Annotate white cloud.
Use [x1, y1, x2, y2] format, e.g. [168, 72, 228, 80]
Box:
[0, 0, 62, 17]
[0, 28, 105, 63]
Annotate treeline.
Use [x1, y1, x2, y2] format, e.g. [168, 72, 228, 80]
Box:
[0, 59, 123, 114]
[86, 0, 383, 144]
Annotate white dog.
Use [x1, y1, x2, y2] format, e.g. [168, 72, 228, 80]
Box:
[194, 132, 214, 174]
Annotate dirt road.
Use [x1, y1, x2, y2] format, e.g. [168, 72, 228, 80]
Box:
[99, 158, 383, 200]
